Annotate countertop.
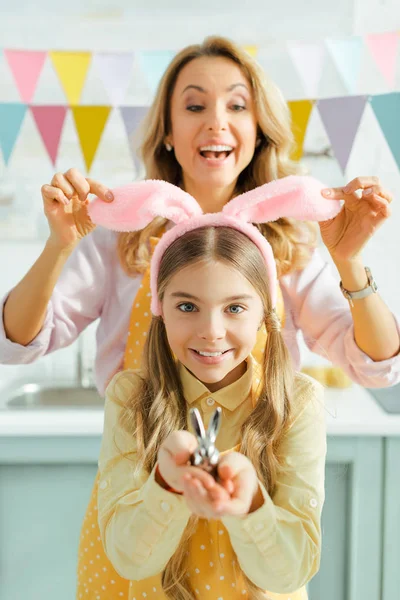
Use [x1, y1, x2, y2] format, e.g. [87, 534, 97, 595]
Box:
[1, 383, 400, 437]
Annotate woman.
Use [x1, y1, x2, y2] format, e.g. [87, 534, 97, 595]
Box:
[1, 36, 399, 599]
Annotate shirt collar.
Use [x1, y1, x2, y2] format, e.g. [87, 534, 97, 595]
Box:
[178, 356, 261, 411]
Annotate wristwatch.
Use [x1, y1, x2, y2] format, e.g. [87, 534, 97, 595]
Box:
[340, 266, 378, 307]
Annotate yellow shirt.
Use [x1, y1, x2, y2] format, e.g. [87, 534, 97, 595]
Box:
[97, 359, 326, 598]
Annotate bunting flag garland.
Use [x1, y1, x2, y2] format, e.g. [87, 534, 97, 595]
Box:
[71, 106, 112, 171]
[0, 32, 400, 175]
[30, 106, 67, 165]
[4, 50, 46, 103]
[287, 100, 315, 161]
[317, 95, 368, 173]
[49, 51, 92, 105]
[0, 103, 27, 164]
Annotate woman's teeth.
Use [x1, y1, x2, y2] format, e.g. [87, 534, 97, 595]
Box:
[199, 144, 233, 160]
[195, 350, 226, 357]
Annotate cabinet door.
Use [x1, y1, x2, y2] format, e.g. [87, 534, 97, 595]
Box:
[308, 437, 383, 600]
[382, 438, 400, 600]
[0, 436, 100, 600]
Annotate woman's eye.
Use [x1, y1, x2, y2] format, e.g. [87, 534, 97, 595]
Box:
[228, 305, 244, 314]
[178, 302, 197, 312]
[231, 104, 246, 111]
[186, 105, 204, 112]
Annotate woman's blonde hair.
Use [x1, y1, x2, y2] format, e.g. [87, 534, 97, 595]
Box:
[119, 226, 294, 599]
[118, 35, 317, 279]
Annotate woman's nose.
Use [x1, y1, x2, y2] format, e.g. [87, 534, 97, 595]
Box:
[206, 105, 227, 132]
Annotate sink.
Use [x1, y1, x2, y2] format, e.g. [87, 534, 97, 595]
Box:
[2, 382, 103, 410]
[367, 384, 400, 414]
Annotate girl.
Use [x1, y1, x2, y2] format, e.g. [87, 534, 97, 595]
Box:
[1, 37, 398, 599]
[91, 175, 337, 600]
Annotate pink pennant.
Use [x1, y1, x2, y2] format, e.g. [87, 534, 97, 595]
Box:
[365, 32, 399, 89]
[4, 50, 47, 103]
[30, 106, 67, 165]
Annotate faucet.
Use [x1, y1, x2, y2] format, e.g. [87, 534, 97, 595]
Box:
[76, 332, 95, 389]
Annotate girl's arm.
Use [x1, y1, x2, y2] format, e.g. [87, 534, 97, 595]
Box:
[221, 374, 326, 594]
[97, 371, 191, 581]
[281, 247, 400, 388]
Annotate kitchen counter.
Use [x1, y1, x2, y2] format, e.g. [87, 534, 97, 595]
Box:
[1, 383, 400, 436]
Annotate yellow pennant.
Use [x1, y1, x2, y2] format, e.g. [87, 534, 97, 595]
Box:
[243, 45, 258, 58]
[71, 106, 112, 172]
[50, 51, 91, 105]
[287, 99, 315, 161]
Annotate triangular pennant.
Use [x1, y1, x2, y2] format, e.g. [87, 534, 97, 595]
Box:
[243, 46, 258, 58]
[120, 105, 149, 170]
[365, 32, 399, 89]
[317, 95, 368, 173]
[71, 105, 112, 171]
[30, 105, 67, 165]
[137, 50, 175, 93]
[0, 103, 27, 164]
[92, 52, 134, 106]
[49, 51, 91, 105]
[370, 92, 400, 170]
[326, 37, 363, 94]
[287, 100, 315, 161]
[287, 42, 325, 98]
[4, 50, 47, 103]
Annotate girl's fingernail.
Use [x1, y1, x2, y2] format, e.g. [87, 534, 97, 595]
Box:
[105, 190, 114, 201]
[364, 188, 373, 195]
[322, 189, 331, 196]
[343, 186, 351, 194]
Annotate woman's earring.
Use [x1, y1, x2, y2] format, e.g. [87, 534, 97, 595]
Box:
[255, 137, 262, 147]
[165, 142, 173, 151]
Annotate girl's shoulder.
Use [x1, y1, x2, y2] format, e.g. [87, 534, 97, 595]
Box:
[289, 371, 325, 425]
[105, 368, 145, 407]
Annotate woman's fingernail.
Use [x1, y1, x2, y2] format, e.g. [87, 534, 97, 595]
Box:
[322, 189, 331, 196]
[105, 190, 114, 201]
[343, 186, 351, 194]
[364, 188, 373, 195]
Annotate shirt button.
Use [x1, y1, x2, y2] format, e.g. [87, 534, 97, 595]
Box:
[309, 498, 318, 508]
[99, 480, 108, 490]
[160, 501, 171, 513]
[206, 397, 215, 406]
[254, 522, 264, 531]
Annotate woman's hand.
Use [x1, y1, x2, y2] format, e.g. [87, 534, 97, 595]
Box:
[41, 168, 114, 251]
[320, 176, 393, 264]
[182, 452, 263, 518]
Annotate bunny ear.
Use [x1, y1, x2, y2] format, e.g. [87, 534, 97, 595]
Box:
[88, 180, 203, 232]
[223, 175, 342, 223]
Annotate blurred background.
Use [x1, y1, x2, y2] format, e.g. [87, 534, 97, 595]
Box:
[0, 1, 399, 599]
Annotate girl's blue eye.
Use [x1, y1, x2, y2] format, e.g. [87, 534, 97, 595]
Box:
[178, 303, 197, 312]
[228, 305, 244, 314]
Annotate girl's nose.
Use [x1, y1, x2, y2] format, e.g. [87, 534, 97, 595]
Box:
[198, 314, 225, 341]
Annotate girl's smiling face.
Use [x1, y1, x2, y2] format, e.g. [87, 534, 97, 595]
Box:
[168, 56, 258, 194]
[161, 260, 264, 392]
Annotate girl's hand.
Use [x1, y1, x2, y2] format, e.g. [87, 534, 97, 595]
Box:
[183, 452, 262, 518]
[157, 430, 217, 494]
[41, 168, 114, 251]
[319, 176, 393, 264]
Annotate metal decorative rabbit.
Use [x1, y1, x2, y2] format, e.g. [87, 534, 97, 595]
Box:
[189, 406, 222, 479]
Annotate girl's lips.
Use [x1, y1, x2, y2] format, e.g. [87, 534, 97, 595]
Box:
[189, 348, 233, 365]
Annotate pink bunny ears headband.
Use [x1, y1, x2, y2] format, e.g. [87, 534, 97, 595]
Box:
[88, 175, 342, 315]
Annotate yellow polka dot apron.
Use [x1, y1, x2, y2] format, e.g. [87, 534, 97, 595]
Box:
[76, 237, 306, 600]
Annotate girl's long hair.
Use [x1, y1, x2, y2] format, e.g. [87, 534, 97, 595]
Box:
[118, 226, 295, 599]
[117, 35, 317, 279]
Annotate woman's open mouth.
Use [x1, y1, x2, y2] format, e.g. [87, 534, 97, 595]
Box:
[198, 144, 234, 163]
